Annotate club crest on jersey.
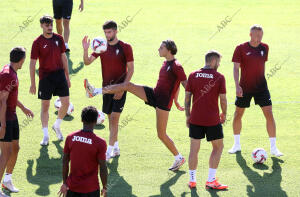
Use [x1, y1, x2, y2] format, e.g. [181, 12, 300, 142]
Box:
[56, 41, 59, 46]
[167, 66, 171, 71]
[261, 51, 264, 56]
[116, 49, 119, 55]
[72, 136, 92, 144]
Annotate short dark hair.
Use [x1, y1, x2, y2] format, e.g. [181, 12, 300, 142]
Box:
[250, 24, 263, 32]
[40, 15, 53, 24]
[10, 47, 26, 63]
[162, 40, 177, 55]
[205, 50, 222, 63]
[81, 106, 98, 124]
[103, 20, 117, 30]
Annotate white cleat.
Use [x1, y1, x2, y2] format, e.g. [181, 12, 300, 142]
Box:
[52, 126, 64, 141]
[106, 152, 113, 162]
[84, 79, 96, 98]
[112, 148, 120, 157]
[228, 145, 241, 154]
[2, 180, 19, 193]
[40, 136, 49, 146]
[0, 191, 9, 197]
[169, 157, 185, 171]
[271, 148, 284, 157]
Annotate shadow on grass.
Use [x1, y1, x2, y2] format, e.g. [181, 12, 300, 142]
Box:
[26, 141, 63, 196]
[94, 124, 105, 130]
[180, 184, 227, 197]
[236, 152, 287, 197]
[106, 156, 137, 196]
[54, 111, 74, 121]
[66, 52, 84, 76]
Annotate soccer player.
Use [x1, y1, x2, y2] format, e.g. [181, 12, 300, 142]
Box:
[0, 47, 34, 196]
[82, 20, 134, 162]
[53, 0, 84, 52]
[30, 15, 71, 146]
[228, 25, 283, 156]
[185, 50, 228, 189]
[85, 39, 187, 171]
[58, 106, 107, 197]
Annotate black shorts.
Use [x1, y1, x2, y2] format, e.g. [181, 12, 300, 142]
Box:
[189, 123, 223, 141]
[38, 69, 69, 100]
[53, 0, 73, 19]
[66, 190, 100, 197]
[102, 92, 127, 115]
[0, 119, 19, 142]
[143, 86, 170, 111]
[235, 89, 272, 108]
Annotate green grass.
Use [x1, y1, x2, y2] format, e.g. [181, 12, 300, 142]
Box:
[0, 0, 300, 196]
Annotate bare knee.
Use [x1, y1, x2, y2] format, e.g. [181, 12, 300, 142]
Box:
[12, 144, 20, 154]
[234, 110, 244, 120]
[41, 103, 50, 113]
[157, 131, 167, 141]
[63, 19, 70, 28]
[212, 143, 224, 153]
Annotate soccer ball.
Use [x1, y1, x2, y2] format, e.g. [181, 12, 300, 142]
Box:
[54, 98, 74, 116]
[97, 110, 105, 125]
[91, 37, 107, 53]
[252, 148, 267, 164]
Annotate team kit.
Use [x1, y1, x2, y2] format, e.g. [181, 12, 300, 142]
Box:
[0, 8, 284, 197]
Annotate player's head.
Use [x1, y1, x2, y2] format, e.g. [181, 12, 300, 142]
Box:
[81, 106, 98, 127]
[250, 24, 263, 46]
[102, 20, 118, 42]
[205, 50, 222, 70]
[159, 40, 177, 57]
[10, 47, 26, 69]
[40, 15, 53, 35]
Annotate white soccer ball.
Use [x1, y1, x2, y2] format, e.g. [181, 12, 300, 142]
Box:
[54, 98, 74, 116]
[91, 37, 107, 53]
[97, 110, 105, 125]
[252, 148, 267, 164]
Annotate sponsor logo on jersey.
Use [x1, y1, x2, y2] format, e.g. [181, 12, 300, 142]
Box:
[72, 136, 92, 144]
[195, 72, 214, 79]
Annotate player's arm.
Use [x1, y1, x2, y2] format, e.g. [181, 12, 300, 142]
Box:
[61, 53, 71, 88]
[99, 159, 108, 196]
[185, 91, 192, 128]
[0, 91, 9, 138]
[82, 36, 96, 65]
[233, 62, 243, 97]
[17, 100, 34, 118]
[124, 61, 134, 83]
[58, 153, 70, 197]
[174, 86, 184, 111]
[219, 93, 227, 124]
[79, 0, 84, 11]
[29, 59, 37, 95]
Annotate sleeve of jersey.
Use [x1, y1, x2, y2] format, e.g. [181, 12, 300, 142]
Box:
[185, 74, 193, 92]
[232, 45, 242, 63]
[97, 140, 107, 161]
[0, 75, 15, 92]
[174, 65, 187, 81]
[30, 40, 39, 60]
[91, 52, 100, 59]
[60, 36, 66, 53]
[124, 44, 134, 62]
[219, 75, 226, 94]
[265, 44, 269, 61]
[63, 136, 71, 154]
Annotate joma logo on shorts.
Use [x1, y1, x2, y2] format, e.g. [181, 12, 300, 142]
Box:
[72, 136, 92, 144]
[195, 73, 213, 79]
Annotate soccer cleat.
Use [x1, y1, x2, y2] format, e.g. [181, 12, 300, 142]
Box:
[106, 152, 113, 162]
[0, 191, 9, 197]
[271, 148, 284, 157]
[40, 136, 49, 146]
[168, 157, 185, 171]
[112, 148, 120, 157]
[65, 48, 70, 53]
[52, 126, 64, 141]
[2, 180, 19, 193]
[228, 144, 241, 154]
[188, 181, 196, 188]
[84, 79, 96, 98]
[205, 179, 228, 190]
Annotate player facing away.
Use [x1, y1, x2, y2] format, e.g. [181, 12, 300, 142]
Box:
[185, 50, 228, 190]
[85, 40, 187, 171]
[30, 15, 71, 146]
[228, 25, 283, 156]
[82, 20, 134, 162]
[0, 47, 34, 196]
[53, 0, 84, 52]
[59, 106, 107, 197]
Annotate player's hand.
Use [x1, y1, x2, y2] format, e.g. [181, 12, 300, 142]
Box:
[174, 100, 184, 111]
[78, 3, 84, 12]
[113, 91, 124, 100]
[58, 183, 69, 197]
[220, 113, 226, 124]
[82, 36, 90, 50]
[101, 188, 107, 197]
[0, 126, 6, 139]
[186, 116, 190, 128]
[236, 85, 243, 97]
[22, 107, 34, 118]
[29, 84, 36, 95]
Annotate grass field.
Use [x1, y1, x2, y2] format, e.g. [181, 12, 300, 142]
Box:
[0, 0, 300, 196]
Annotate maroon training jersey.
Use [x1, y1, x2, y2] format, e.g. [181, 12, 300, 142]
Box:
[186, 68, 226, 126]
[0, 65, 18, 120]
[31, 33, 66, 80]
[154, 59, 187, 110]
[64, 130, 107, 193]
[232, 42, 269, 93]
[92, 40, 134, 86]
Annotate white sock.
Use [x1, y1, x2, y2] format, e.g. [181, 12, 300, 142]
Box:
[3, 173, 11, 182]
[234, 134, 240, 146]
[269, 137, 276, 150]
[189, 170, 196, 182]
[65, 42, 69, 49]
[207, 168, 217, 182]
[54, 119, 62, 128]
[175, 153, 183, 161]
[42, 127, 49, 138]
[107, 145, 114, 155]
[114, 141, 119, 149]
[95, 88, 102, 95]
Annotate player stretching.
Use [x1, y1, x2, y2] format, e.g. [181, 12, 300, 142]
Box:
[85, 40, 187, 171]
[53, 0, 84, 52]
[228, 25, 283, 156]
[30, 15, 71, 146]
[59, 106, 107, 197]
[0, 47, 34, 196]
[82, 20, 134, 162]
[185, 50, 228, 189]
